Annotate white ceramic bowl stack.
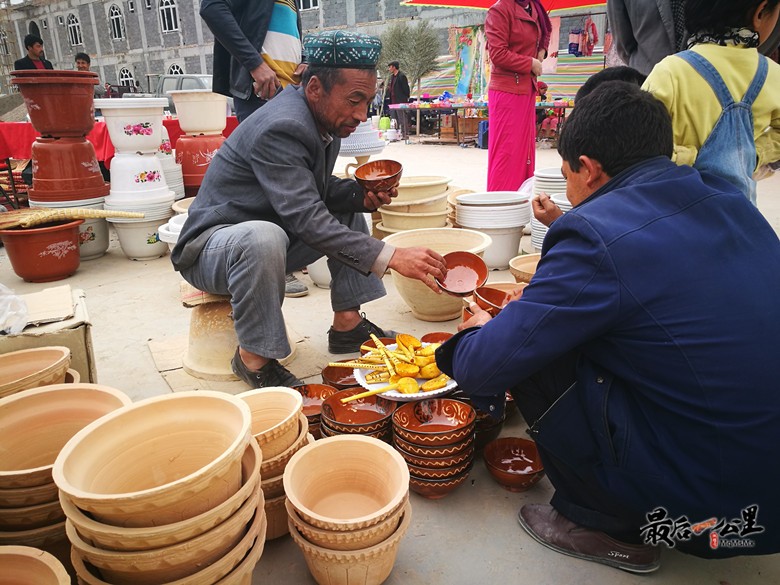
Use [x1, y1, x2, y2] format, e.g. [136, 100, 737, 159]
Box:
[530, 167, 569, 251]
[455, 191, 531, 270]
[158, 212, 188, 252]
[375, 176, 453, 237]
[530, 195, 572, 251]
[53, 391, 270, 585]
[156, 124, 185, 200]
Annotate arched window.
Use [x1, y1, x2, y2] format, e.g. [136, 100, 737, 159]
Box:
[0, 31, 9, 55]
[109, 5, 125, 41]
[168, 63, 183, 75]
[119, 67, 135, 87]
[67, 14, 83, 46]
[159, 0, 179, 33]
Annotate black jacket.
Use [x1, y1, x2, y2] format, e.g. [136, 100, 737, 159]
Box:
[13, 56, 54, 70]
[388, 71, 410, 105]
[200, 0, 303, 101]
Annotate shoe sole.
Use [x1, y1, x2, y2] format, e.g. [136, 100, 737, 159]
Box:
[284, 290, 309, 298]
[516, 510, 660, 574]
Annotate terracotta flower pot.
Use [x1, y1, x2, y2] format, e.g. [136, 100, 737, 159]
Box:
[12, 70, 98, 137]
[0, 545, 70, 585]
[0, 347, 71, 403]
[175, 134, 225, 181]
[0, 220, 84, 283]
[30, 138, 109, 197]
[237, 387, 303, 459]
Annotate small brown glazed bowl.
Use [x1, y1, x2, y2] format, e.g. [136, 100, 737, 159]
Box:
[408, 465, 472, 499]
[321, 360, 360, 390]
[321, 388, 397, 433]
[406, 457, 473, 480]
[420, 332, 453, 344]
[293, 384, 340, 418]
[320, 419, 393, 443]
[474, 286, 509, 316]
[354, 159, 403, 193]
[393, 441, 473, 469]
[393, 432, 475, 458]
[435, 251, 489, 297]
[483, 437, 545, 492]
[392, 399, 476, 447]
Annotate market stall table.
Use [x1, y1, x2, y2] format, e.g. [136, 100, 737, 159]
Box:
[389, 103, 488, 145]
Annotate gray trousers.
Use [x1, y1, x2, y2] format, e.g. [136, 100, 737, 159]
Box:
[180, 212, 386, 359]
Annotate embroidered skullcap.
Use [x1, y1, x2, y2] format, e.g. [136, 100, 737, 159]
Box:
[304, 31, 382, 69]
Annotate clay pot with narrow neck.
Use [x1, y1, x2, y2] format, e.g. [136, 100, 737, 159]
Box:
[0, 220, 84, 283]
[176, 134, 225, 188]
[29, 138, 109, 200]
[12, 70, 98, 137]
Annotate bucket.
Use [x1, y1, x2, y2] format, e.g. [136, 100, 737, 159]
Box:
[478, 226, 524, 270]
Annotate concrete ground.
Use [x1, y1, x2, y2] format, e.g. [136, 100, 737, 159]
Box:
[1, 141, 778, 584]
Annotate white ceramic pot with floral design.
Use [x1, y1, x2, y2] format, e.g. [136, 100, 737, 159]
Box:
[109, 153, 170, 199]
[94, 98, 168, 154]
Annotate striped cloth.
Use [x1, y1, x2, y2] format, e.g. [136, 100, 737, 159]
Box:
[539, 53, 605, 99]
[262, 0, 302, 88]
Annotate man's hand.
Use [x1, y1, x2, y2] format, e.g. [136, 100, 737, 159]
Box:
[458, 302, 492, 331]
[388, 247, 447, 293]
[531, 58, 543, 77]
[363, 187, 397, 211]
[251, 62, 280, 100]
[532, 193, 563, 227]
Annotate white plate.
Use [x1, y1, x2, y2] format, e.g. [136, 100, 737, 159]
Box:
[353, 343, 457, 402]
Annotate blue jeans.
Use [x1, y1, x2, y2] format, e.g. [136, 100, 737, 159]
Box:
[180, 213, 386, 359]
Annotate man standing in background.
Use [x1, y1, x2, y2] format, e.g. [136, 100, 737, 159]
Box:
[14, 34, 53, 70]
[75, 53, 107, 98]
[200, 0, 309, 297]
[387, 61, 410, 140]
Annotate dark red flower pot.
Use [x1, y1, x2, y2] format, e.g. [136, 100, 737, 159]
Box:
[0, 220, 84, 282]
[30, 137, 109, 196]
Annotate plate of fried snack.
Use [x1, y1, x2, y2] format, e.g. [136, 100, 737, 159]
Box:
[326, 333, 457, 402]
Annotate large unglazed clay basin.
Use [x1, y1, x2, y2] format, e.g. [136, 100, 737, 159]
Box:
[395, 175, 452, 202]
[237, 387, 303, 459]
[509, 253, 542, 284]
[0, 347, 71, 399]
[0, 545, 70, 585]
[0, 383, 131, 489]
[382, 228, 492, 321]
[60, 439, 261, 551]
[52, 391, 252, 527]
[283, 435, 409, 532]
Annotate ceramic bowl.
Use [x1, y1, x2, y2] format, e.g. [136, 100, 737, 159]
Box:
[378, 208, 448, 230]
[0, 347, 71, 399]
[264, 492, 289, 541]
[286, 496, 409, 552]
[283, 435, 409, 532]
[0, 545, 70, 584]
[287, 499, 411, 585]
[0, 480, 58, 508]
[59, 440, 261, 552]
[382, 189, 449, 213]
[0, 383, 131, 489]
[260, 471, 284, 500]
[169, 90, 228, 135]
[435, 251, 489, 297]
[321, 360, 360, 390]
[0, 497, 64, 531]
[392, 399, 476, 447]
[393, 441, 473, 469]
[260, 416, 311, 478]
[52, 391, 252, 528]
[508, 253, 542, 284]
[0, 519, 66, 549]
[319, 418, 393, 443]
[94, 98, 168, 154]
[474, 286, 509, 316]
[420, 332, 453, 344]
[394, 175, 452, 202]
[320, 388, 396, 434]
[408, 467, 471, 499]
[406, 457, 473, 480]
[237, 387, 303, 459]
[171, 197, 194, 215]
[109, 153, 169, 198]
[392, 433, 475, 458]
[483, 437, 545, 492]
[292, 384, 340, 419]
[354, 159, 402, 193]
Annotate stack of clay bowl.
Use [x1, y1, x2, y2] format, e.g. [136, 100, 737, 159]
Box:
[392, 398, 476, 499]
[509, 253, 542, 285]
[319, 388, 396, 443]
[170, 90, 228, 199]
[95, 97, 174, 261]
[284, 435, 412, 585]
[53, 391, 268, 584]
[13, 70, 110, 261]
[0, 347, 71, 399]
[0, 384, 130, 574]
[375, 175, 453, 238]
[237, 387, 311, 542]
[157, 124, 185, 200]
[157, 212, 187, 252]
[382, 228, 492, 321]
[455, 192, 531, 270]
[293, 384, 340, 439]
[0, 545, 71, 584]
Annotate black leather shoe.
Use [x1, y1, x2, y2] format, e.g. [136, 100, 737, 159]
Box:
[231, 348, 303, 388]
[517, 504, 660, 574]
[327, 314, 397, 354]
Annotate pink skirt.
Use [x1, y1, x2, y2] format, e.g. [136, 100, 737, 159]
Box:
[487, 89, 537, 192]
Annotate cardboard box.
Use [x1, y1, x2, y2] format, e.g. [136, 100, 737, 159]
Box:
[0, 286, 97, 383]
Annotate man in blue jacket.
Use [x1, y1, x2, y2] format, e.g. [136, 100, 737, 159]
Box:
[437, 81, 780, 573]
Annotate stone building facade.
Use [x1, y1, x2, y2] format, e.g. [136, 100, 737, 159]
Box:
[0, 0, 484, 95]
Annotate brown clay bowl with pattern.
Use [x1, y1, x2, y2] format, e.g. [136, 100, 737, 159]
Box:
[393, 440, 473, 469]
[406, 456, 473, 480]
[293, 384, 340, 419]
[320, 360, 360, 390]
[392, 432, 475, 458]
[483, 437, 545, 492]
[392, 398, 476, 447]
[408, 465, 472, 500]
[320, 388, 396, 434]
[319, 418, 393, 444]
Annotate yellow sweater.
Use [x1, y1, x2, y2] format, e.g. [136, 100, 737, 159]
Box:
[643, 44, 780, 170]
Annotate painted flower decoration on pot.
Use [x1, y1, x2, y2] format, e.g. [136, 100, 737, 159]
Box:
[123, 122, 154, 136]
[134, 170, 161, 183]
[79, 226, 96, 245]
[39, 240, 78, 260]
[146, 232, 160, 245]
[158, 139, 172, 155]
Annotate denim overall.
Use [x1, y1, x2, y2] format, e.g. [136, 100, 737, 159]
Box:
[676, 50, 768, 205]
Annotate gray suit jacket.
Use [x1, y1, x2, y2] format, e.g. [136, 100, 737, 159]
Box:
[608, 0, 678, 75]
[171, 85, 386, 275]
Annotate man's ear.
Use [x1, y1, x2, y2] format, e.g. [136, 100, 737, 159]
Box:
[578, 155, 607, 188]
[305, 75, 322, 103]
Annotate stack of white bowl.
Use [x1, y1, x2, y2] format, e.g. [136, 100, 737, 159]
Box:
[338, 120, 386, 160]
[157, 212, 187, 252]
[95, 97, 174, 261]
[530, 167, 569, 251]
[530, 193, 572, 251]
[156, 124, 185, 200]
[455, 192, 531, 269]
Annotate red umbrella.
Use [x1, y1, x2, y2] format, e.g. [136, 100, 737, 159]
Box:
[400, 0, 605, 11]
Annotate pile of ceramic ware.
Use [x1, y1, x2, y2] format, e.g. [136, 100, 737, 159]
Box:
[339, 120, 385, 160]
[0, 347, 71, 399]
[95, 97, 174, 261]
[319, 388, 397, 443]
[455, 191, 531, 270]
[292, 384, 340, 439]
[0, 383, 131, 576]
[14, 70, 110, 261]
[157, 212, 187, 252]
[54, 391, 268, 584]
[530, 167, 569, 251]
[284, 435, 412, 585]
[237, 387, 311, 542]
[391, 398, 476, 499]
[170, 90, 228, 198]
[0, 545, 71, 584]
[156, 124, 184, 200]
[375, 175, 454, 239]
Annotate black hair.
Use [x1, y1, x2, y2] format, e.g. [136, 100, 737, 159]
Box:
[302, 66, 344, 92]
[75, 52, 90, 64]
[558, 81, 673, 177]
[576, 66, 647, 101]
[24, 34, 43, 49]
[685, 0, 780, 35]
[388, 61, 400, 69]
